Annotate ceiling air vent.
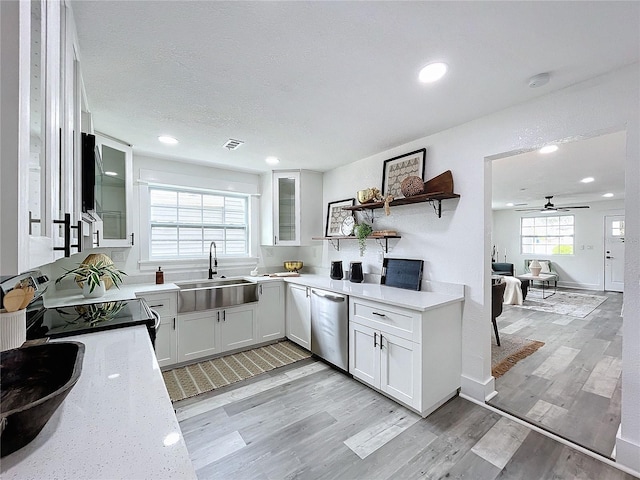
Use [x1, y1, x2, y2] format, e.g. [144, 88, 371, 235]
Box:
[223, 139, 244, 150]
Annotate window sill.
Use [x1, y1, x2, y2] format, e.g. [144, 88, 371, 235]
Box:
[139, 257, 258, 272]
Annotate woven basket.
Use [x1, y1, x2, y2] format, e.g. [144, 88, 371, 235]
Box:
[400, 176, 425, 197]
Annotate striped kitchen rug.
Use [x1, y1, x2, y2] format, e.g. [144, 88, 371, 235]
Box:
[162, 341, 311, 402]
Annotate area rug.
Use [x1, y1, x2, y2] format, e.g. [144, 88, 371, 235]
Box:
[514, 290, 607, 318]
[492, 334, 545, 378]
[163, 341, 311, 402]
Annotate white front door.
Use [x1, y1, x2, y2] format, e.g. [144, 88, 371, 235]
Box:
[604, 215, 625, 292]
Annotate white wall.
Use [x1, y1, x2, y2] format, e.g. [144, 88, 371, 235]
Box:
[322, 64, 639, 472]
[493, 199, 625, 290]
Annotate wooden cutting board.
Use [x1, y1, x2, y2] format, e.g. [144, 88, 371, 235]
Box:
[2, 288, 26, 312]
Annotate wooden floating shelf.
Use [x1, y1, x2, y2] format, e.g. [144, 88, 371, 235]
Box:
[312, 235, 401, 253]
[343, 192, 460, 218]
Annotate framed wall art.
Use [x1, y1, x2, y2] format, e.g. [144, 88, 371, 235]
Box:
[381, 148, 426, 199]
[325, 198, 355, 237]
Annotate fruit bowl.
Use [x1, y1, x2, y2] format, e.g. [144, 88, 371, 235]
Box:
[283, 261, 303, 272]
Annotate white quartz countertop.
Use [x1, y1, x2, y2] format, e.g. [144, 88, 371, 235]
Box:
[43, 276, 282, 309]
[1, 326, 196, 479]
[283, 275, 463, 312]
[44, 282, 180, 308]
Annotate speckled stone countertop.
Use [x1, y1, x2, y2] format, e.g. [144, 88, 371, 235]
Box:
[0, 326, 196, 479]
[283, 274, 464, 312]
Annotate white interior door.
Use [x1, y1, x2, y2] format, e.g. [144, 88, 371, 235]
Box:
[604, 215, 625, 292]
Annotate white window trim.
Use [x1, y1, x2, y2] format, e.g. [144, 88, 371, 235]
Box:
[137, 176, 260, 269]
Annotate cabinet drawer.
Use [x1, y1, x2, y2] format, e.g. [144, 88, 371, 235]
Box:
[136, 291, 177, 318]
[350, 299, 419, 341]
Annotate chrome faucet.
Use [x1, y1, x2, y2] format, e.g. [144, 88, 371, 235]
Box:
[208, 241, 218, 279]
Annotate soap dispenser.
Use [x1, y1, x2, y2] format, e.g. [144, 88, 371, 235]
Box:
[156, 267, 164, 284]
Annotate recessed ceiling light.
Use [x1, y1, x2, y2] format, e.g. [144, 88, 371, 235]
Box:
[506, 202, 514, 207]
[265, 156, 280, 165]
[104, 171, 118, 176]
[539, 145, 558, 154]
[602, 193, 614, 198]
[418, 62, 448, 83]
[580, 177, 595, 183]
[158, 135, 178, 144]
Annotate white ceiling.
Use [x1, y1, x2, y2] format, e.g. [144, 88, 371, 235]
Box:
[491, 130, 626, 210]
[71, 1, 639, 175]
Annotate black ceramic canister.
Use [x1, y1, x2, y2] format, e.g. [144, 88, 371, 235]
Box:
[330, 261, 344, 280]
[349, 262, 364, 283]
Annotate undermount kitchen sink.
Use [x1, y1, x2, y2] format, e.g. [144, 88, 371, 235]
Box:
[1, 342, 84, 457]
[176, 278, 258, 313]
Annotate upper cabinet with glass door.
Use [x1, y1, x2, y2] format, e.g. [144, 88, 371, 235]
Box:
[261, 170, 323, 246]
[94, 134, 134, 247]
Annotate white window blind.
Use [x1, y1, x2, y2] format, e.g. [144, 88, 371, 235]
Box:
[149, 186, 249, 258]
[521, 215, 574, 255]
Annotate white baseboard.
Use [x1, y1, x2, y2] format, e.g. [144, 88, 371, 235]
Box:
[557, 281, 603, 291]
[460, 374, 495, 402]
[615, 433, 640, 474]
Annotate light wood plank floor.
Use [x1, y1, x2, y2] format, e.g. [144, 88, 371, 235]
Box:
[489, 287, 623, 458]
[175, 355, 634, 479]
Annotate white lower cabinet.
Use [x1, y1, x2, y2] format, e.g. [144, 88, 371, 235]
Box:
[136, 291, 178, 368]
[220, 304, 258, 351]
[178, 310, 220, 363]
[257, 282, 285, 342]
[285, 283, 311, 350]
[349, 297, 461, 417]
[178, 303, 258, 363]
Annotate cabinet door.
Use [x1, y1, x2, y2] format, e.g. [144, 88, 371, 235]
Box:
[349, 322, 380, 388]
[138, 292, 178, 368]
[177, 310, 219, 362]
[273, 171, 300, 246]
[94, 134, 133, 247]
[285, 284, 310, 350]
[220, 304, 257, 351]
[380, 332, 418, 408]
[155, 317, 177, 367]
[257, 282, 285, 342]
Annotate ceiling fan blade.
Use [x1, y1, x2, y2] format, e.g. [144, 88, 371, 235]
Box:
[515, 208, 541, 211]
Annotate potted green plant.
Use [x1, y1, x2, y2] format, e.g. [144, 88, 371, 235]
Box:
[56, 260, 127, 298]
[353, 223, 373, 256]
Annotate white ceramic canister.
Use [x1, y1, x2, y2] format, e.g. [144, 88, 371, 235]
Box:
[0, 309, 27, 351]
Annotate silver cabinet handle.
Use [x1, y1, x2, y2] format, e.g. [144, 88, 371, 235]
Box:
[380, 334, 385, 349]
[372, 312, 386, 317]
[217, 311, 220, 322]
[223, 310, 226, 322]
[173, 318, 176, 330]
[374, 332, 378, 348]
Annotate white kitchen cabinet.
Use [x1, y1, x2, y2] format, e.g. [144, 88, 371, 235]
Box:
[260, 170, 323, 246]
[177, 310, 220, 363]
[94, 134, 134, 247]
[257, 281, 285, 342]
[1, 1, 85, 273]
[177, 303, 258, 363]
[349, 297, 461, 417]
[285, 283, 311, 350]
[219, 304, 258, 351]
[137, 291, 178, 368]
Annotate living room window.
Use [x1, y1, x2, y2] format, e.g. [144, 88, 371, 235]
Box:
[521, 215, 574, 255]
[149, 186, 249, 259]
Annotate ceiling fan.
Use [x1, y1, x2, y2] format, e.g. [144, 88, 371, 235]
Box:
[515, 195, 590, 212]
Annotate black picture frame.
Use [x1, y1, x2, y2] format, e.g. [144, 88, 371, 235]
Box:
[325, 198, 355, 237]
[381, 148, 426, 199]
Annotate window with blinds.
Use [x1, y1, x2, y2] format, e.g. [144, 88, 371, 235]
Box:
[149, 186, 249, 258]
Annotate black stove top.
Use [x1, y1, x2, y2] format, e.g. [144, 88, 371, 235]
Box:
[27, 298, 156, 341]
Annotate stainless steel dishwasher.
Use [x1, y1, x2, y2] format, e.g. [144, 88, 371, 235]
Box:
[310, 288, 348, 371]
